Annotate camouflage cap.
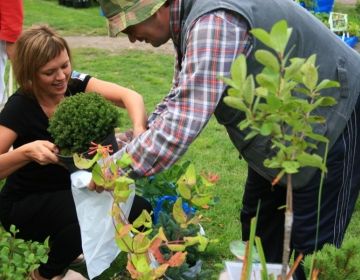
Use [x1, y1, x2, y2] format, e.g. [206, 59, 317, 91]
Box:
[99, 0, 167, 37]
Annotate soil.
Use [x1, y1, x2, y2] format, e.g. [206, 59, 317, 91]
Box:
[64, 0, 360, 53]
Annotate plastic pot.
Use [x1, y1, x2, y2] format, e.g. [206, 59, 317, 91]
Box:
[56, 130, 118, 173]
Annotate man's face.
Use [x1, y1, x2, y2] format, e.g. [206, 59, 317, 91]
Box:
[122, 7, 171, 48]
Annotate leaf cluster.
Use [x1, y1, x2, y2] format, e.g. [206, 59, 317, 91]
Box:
[0, 225, 49, 279]
[74, 146, 219, 279]
[48, 92, 120, 155]
[218, 20, 338, 183]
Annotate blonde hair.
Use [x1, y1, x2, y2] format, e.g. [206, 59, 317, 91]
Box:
[12, 24, 73, 98]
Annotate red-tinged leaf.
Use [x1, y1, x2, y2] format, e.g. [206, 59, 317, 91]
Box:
[202, 205, 210, 209]
[173, 198, 188, 224]
[167, 252, 187, 267]
[126, 256, 142, 279]
[115, 223, 132, 238]
[148, 237, 166, 264]
[109, 203, 120, 217]
[152, 264, 169, 278]
[133, 233, 150, 254]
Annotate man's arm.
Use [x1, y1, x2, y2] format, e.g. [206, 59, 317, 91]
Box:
[111, 10, 252, 179]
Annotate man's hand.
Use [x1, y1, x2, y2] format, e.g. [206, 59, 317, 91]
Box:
[115, 132, 132, 149]
[88, 175, 115, 193]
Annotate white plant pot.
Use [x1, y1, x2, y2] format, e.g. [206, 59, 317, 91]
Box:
[220, 261, 293, 280]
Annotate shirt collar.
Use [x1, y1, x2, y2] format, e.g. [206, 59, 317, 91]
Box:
[170, 0, 182, 47]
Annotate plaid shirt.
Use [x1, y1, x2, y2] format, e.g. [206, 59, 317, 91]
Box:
[114, 0, 253, 178]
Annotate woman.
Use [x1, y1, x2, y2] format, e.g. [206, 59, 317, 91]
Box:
[0, 24, 151, 280]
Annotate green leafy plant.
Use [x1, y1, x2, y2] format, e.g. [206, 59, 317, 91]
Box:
[0, 225, 49, 279]
[355, 0, 360, 16]
[303, 237, 360, 279]
[346, 21, 360, 38]
[74, 145, 219, 279]
[48, 92, 120, 155]
[217, 20, 338, 279]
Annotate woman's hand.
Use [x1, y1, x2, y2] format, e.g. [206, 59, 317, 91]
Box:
[24, 140, 60, 165]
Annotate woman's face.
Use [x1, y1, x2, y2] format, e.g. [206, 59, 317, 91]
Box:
[36, 49, 71, 98]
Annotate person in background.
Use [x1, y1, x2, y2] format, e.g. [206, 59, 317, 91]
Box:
[0, 24, 152, 280]
[92, 0, 360, 279]
[0, 0, 24, 110]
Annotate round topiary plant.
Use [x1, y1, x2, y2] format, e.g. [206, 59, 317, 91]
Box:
[48, 92, 121, 156]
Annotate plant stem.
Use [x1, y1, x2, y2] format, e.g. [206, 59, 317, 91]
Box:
[281, 173, 293, 279]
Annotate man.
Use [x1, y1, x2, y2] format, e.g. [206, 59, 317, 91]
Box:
[0, 0, 24, 110]
[93, 0, 360, 279]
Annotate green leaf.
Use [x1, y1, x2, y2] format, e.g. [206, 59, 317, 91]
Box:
[173, 198, 188, 223]
[217, 75, 240, 90]
[260, 123, 272, 136]
[315, 79, 339, 91]
[313, 97, 337, 107]
[270, 20, 289, 53]
[296, 154, 326, 171]
[284, 58, 305, 81]
[256, 73, 278, 94]
[244, 130, 259, 140]
[255, 50, 280, 73]
[116, 152, 133, 168]
[307, 116, 326, 124]
[231, 54, 247, 89]
[307, 133, 329, 143]
[250, 28, 272, 49]
[301, 61, 318, 91]
[227, 87, 242, 97]
[177, 181, 192, 200]
[224, 96, 248, 111]
[266, 94, 282, 110]
[281, 161, 300, 174]
[242, 75, 255, 105]
[191, 194, 212, 207]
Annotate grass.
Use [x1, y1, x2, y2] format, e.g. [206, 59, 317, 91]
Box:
[0, 1, 359, 279]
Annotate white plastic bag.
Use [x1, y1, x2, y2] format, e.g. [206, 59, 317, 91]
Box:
[70, 171, 135, 280]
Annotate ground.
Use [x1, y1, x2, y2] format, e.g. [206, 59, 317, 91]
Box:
[64, 0, 359, 53]
[64, 35, 175, 55]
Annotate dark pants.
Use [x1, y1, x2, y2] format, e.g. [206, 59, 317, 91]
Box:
[2, 190, 152, 278]
[241, 96, 360, 280]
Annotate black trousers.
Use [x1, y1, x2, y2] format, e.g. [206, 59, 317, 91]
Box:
[2, 190, 152, 278]
[241, 95, 360, 280]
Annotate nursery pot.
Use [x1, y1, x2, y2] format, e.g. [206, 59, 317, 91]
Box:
[82, 0, 91, 8]
[72, 0, 82, 8]
[56, 130, 118, 174]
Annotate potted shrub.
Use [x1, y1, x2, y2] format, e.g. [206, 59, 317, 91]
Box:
[303, 236, 360, 279]
[217, 19, 337, 279]
[48, 91, 121, 173]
